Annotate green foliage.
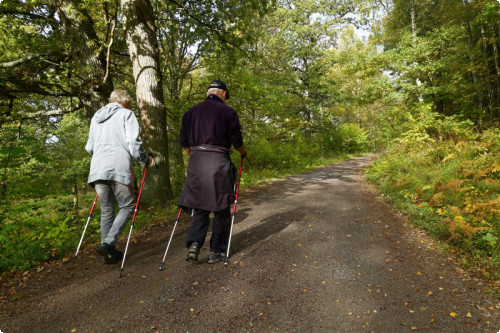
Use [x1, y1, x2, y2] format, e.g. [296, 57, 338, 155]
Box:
[0, 193, 100, 271]
[375, 0, 500, 121]
[0, 113, 90, 199]
[338, 123, 370, 153]
[367, 115, 500, 279]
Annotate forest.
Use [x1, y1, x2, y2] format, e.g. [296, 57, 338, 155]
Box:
[0, 0, 498, 281]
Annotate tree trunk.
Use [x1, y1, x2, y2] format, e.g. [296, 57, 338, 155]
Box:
[464, 20, 484, 114]
[121, 0, 172, 205]
[491, 27, 500, 108]
[410, 0, 423, 103]
[480, 24, 494, 116]
[57, 0, 113, 118]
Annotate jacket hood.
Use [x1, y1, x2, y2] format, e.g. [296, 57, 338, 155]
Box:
[93, 103, 122, 124]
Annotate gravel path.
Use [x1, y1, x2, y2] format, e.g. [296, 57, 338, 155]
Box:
[1, 155, 499, 332]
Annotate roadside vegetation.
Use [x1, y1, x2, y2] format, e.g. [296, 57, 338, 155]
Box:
[367, 108, 499, 281]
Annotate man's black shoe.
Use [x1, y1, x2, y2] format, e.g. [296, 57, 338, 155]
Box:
[97, 242, 121, 264]
[186, 242, 200, 262]
[111, 247, 124, 261]
[207, 251, 226, 264]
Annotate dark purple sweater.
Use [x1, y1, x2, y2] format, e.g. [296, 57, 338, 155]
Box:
[180, 94, 243, 149]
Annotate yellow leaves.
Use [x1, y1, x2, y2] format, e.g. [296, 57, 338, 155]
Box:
[492, 158, 500, 173]
[450, 312, 457, 317]
[445, 215, 488, 240]
[442, 153, 455, 163]
[440, 179, 465, 192]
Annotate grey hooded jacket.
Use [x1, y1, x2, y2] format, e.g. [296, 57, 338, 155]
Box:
[85, 102, 148, 187]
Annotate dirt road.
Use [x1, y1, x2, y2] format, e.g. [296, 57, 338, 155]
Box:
[1, 156, 499, 332]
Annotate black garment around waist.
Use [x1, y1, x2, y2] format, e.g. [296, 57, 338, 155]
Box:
[177, 145, 237, 212]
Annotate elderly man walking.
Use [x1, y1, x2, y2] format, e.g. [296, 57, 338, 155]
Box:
[177, 80, 247, 264]
[85, 89, 151, 264]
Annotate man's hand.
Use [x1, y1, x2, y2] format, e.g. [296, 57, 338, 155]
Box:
[236, 144, 247, 159]
[147, 153, 154, 167]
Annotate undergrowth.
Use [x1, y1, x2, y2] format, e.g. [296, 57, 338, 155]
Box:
[367, 107, 499, 281]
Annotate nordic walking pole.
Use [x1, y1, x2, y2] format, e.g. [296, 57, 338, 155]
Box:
[159, 208, 182, 271]
[73, 193, 99, 263]
[119, 163, 149, 278]
[224, 157, 244, 267]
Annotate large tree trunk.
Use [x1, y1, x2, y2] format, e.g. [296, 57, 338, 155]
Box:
[57, 0, 113, 117]
[121, 0, 172, 205]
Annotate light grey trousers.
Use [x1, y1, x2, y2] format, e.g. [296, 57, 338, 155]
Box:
[94, 180, 135, 246]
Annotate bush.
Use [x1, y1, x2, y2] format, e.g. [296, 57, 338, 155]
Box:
[0, 194, 101, 271]
[367, 115, 499, 280]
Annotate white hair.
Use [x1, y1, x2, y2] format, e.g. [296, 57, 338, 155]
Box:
[207, 88, 225, 95]
[109, 89, 132, 105]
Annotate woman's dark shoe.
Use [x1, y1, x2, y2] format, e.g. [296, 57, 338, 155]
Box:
[186, 242, 200, 262]
[97, 242, 121, 264]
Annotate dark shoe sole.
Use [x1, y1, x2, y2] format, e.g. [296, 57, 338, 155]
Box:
[207, 252, 226, 264]
[97, 245, 120, 264]
[207, 257, 222, 264]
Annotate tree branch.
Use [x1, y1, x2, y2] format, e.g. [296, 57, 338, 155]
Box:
[0, 102, 84, 124]
[166, 0, 246, 54]
[0, 79, 79, 98]
[0, 7, 57, 23]
[0, 51, 70, 68]
[102, 4, 118, 85]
